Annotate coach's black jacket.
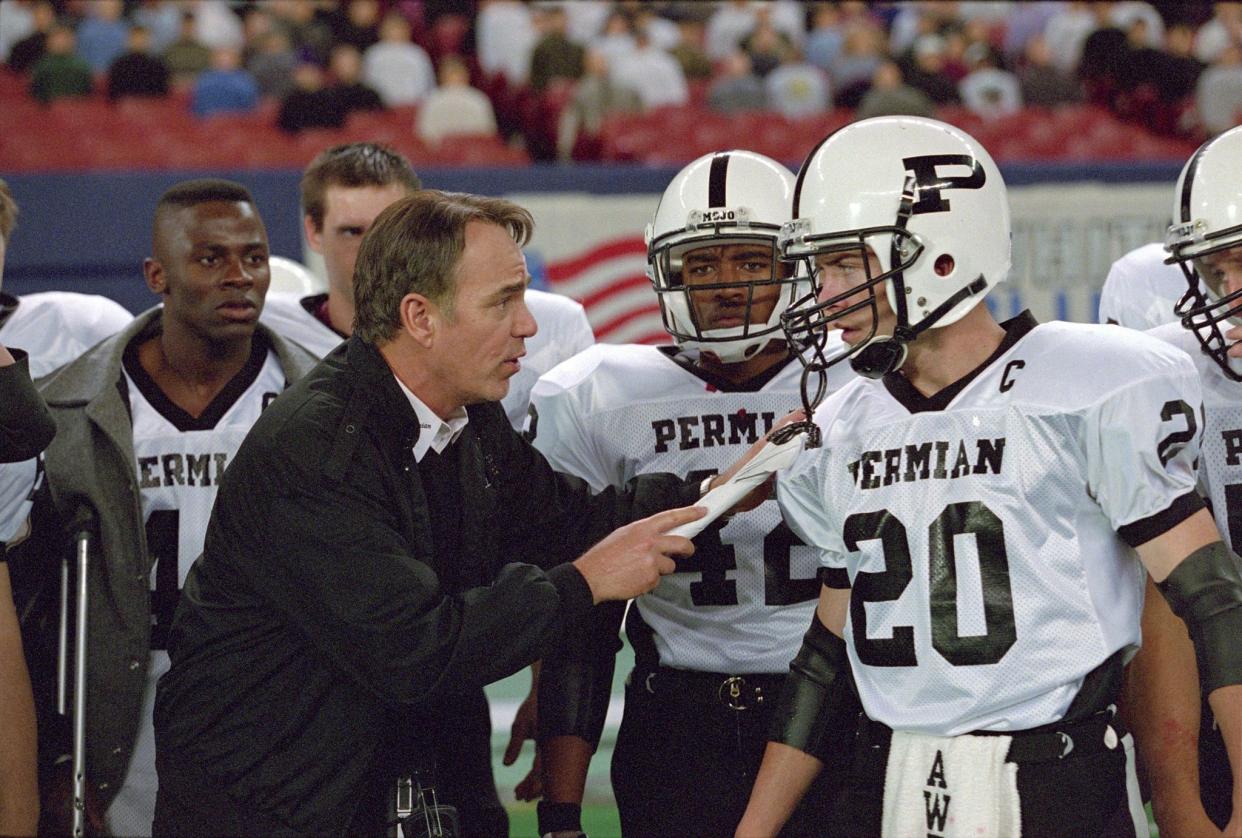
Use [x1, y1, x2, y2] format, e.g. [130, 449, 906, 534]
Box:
[0, 348, 55, 463]
[153, 335, 698, 835]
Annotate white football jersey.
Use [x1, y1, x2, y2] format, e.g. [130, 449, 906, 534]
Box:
[1149, 321, 1242, 566]
[532, 342, 853, 673]
[0, 456, 39, 543]
[0, 293, 131, 544]
[504, 288, 595, 433]
[259, 291, 343, 359]
[105, 341, 285, 837]
[779, 314, 1202, 735]
[0, 292, 132, 377]
[1098, 242, 1188, 330]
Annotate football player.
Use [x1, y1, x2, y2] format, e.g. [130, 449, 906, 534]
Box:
[1098, 241, 1185, 330]
[532, 150, 852, 838]
[0, 179, 55, 837]
[10, 180, 316, 836]
[737, 116, 1242, 837]
[1137, 124, 1242, 836]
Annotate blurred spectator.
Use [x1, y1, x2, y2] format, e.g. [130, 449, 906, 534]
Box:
[1077, 16, 1128, 105]
[706, 0, 757, 61]
[610, 28, 688, 109]
[591, 10, 637, 67]
[192, 0, 244, 50]
[1120, 20, 1203, 111]
[565, 1, 612, 45]
[29, 25, 92, 104]
[1196, 2, 1242, 63]
[0, 0, 36, 62]
[248, 28, 298, 98]
[1044, 1, 1099, 73]
[131, 0, 183, 55]
[1018, 34, 1082, 106]
[668, 14, 714, 81]
[6, 0, 55, 75]
[632, 5, 680, 52]
[742, 8, 794, 77]
[325, 43, 383, 116]
[706, 0, 803, 62]
[959, 44, 1022, 120]
[76, 0, 131, 74]
[708, 49, 765, 113]
[831, 20, 886, 106]
[416, 55, 498, 144]
[904, 34, 961, 104]
[325, 0, 382, 52]
[362, 13, 434, 106]
[107, 25, 169, 100]
[557, 47, 641, 159]
[277, 62, 337, 132]
[856, 60, 935, 119]
[765, 52, 830, 118]
[1197, 45, 1242, 134]
[529, 4, 583, 91]
[240, 7, 276, 61]
[477, 0, 537, 86]
[270, 0, 334, 66]
[1112, 1, 1165, 47]
[191, 46, 259, 117]
[1002, 2, 1061, 61]
[805, 4, 846, 73]
[163, 12, 211, 86]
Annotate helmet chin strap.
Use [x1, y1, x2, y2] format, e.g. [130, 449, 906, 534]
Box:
[849, 274, 988, 379]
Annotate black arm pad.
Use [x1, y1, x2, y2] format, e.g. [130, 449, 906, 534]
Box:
[537, 600, 624, 747]
[1157, 540, 1242, 695]
[769, 615, 860, 766]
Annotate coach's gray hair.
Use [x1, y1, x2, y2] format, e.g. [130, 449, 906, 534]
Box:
[353, 190, 534, 344]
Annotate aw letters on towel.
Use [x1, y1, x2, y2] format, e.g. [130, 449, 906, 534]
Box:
[881, 731, 1021, 838]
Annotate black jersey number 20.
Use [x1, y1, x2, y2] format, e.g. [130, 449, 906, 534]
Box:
[844, 501, 1017, 667]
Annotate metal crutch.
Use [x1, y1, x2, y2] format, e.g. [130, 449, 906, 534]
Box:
[57, 510, 93, 838]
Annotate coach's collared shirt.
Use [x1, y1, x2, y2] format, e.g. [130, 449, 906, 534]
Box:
[393, 375, 468, 461]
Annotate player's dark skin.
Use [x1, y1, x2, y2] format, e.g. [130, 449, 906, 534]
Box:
[684, 243, 792, 384]
[139, 201, 272, 416]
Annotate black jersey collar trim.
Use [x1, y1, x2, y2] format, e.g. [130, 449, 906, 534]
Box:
[882, 310, 1039, 414]
[300, 292, 347, 338]
[0, 292, 18, 331]
[657, 344, 797, 392]
[121, 329, 271, 432]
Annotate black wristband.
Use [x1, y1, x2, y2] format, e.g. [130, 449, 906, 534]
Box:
[537, 801, 583, 835]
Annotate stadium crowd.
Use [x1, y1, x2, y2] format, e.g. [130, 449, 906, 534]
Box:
[0, 1, 1240, 167]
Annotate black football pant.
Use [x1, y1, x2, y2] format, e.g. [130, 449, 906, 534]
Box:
[826, 714, 1145, 837]
[610, 667, 842, 837]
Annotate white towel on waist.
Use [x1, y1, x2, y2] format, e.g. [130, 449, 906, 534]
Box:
[881, 730, 1022, 838]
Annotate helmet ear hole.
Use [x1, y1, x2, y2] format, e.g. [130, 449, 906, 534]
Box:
[934, 253, 955, 277]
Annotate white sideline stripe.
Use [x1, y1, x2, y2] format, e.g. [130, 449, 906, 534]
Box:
[490, 698, 626, 734]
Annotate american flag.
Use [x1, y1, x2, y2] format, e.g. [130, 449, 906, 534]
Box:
[540, 236, 671, 346]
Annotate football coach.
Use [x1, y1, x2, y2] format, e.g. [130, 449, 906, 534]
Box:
[150, 191, 714, 836]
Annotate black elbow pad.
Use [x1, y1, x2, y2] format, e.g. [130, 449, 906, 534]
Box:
[769, 616, 860, 766]
[1158, 540, 1242, 695]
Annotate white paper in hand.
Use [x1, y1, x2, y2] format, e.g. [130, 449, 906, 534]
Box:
[669, 433, 806, 539]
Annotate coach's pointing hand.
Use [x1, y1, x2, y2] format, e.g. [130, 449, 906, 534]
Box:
[573, 506, 705, 603]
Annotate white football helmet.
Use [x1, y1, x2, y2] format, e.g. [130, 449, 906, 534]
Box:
[268, 255, 326, 295]
[646, 150, 807, 363]
[779, 116, 1011, 378]
[1165, 125, 1242, 381]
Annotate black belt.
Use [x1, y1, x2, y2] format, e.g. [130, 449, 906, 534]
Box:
[632, 666, 786, 711]
[857, 709, 1127, 764]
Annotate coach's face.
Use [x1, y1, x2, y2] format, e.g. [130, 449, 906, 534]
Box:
[430, 221, 536, 407]
[146, 201, 270, 344]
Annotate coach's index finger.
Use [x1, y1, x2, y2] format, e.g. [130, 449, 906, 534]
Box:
[646, 505, 707, 532]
